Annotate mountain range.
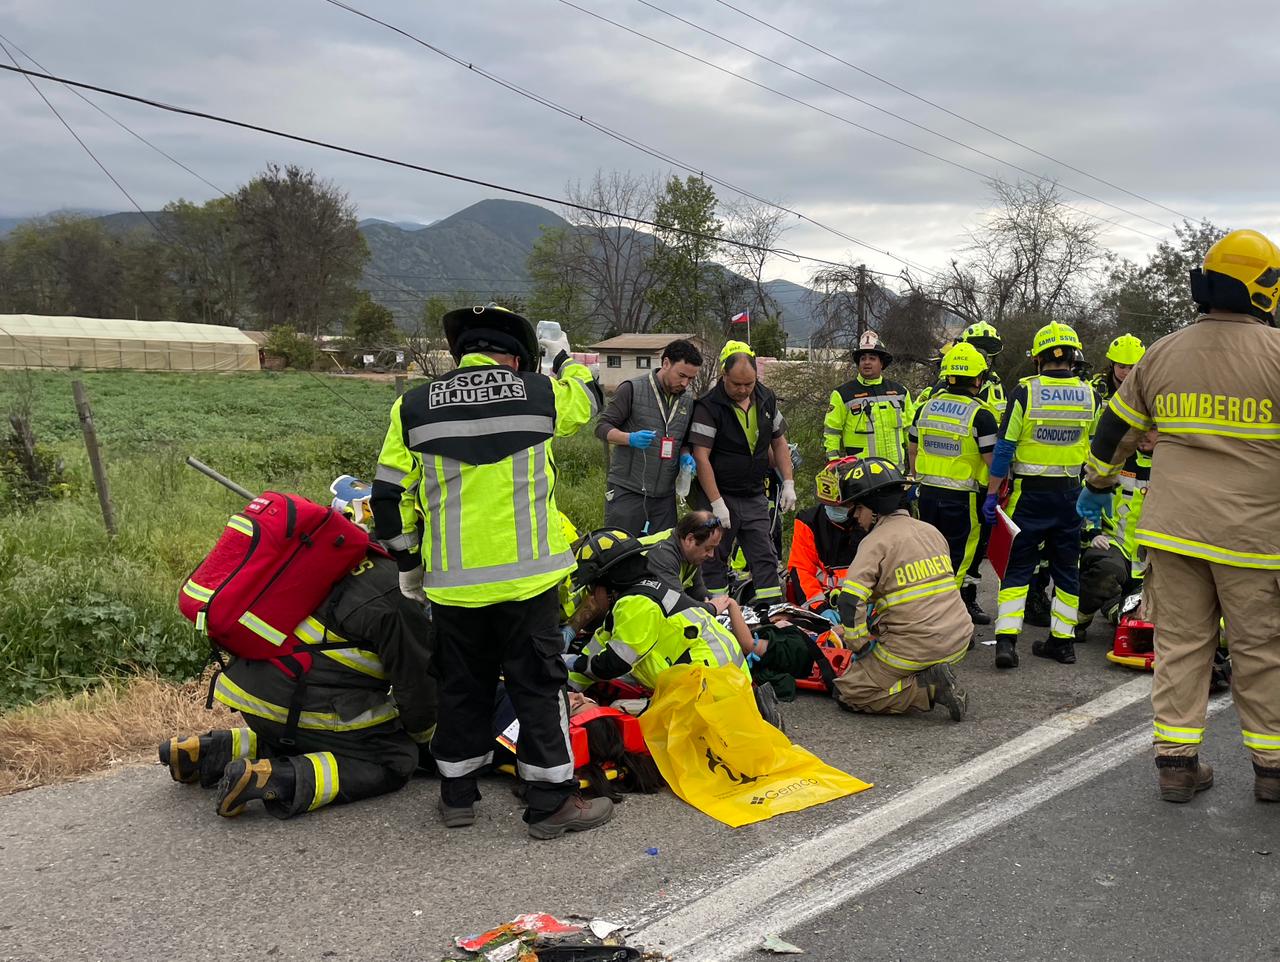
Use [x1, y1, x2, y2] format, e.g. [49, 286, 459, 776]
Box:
[0, 198, 830, 341]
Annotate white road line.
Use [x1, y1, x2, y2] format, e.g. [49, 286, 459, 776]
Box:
[637, 675, 1156, 956]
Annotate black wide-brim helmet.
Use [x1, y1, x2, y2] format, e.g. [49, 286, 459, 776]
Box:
[572, 528, 649, 590]
[442, 303, 541, 372]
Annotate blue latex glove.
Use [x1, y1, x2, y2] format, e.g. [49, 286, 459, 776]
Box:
[628, 430, 657, 449]
[1077, 487, 1114, 527]
[746, 652, 761, 667]
[820, 607, 841, 625]
[981, 493, 999, 524]
[679, 452, 696, 474]
[559, 625, 576, 652]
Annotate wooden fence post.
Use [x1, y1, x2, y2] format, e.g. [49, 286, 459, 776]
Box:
[71, 380, 116, 536]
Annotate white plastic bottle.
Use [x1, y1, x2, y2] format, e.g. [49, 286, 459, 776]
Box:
[675, 459, 694, 499]
[535, 320, 571, 374]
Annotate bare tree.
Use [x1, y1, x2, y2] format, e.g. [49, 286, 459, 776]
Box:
[720, 197, 790, 325]
[927, 178, 1107, 328]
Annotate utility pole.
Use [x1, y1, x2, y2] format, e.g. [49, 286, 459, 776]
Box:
[855, 263, 868, 338]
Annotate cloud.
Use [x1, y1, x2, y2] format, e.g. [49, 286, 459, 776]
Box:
[0, 0, 1275, 284]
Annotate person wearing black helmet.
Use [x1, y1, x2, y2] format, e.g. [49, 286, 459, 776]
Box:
[372, 302, 607, 839]
[830, 458, 970, 722]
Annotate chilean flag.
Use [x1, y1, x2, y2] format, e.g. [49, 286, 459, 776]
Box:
[730, 311, 750, 325]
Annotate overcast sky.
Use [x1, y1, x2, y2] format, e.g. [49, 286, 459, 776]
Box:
[1, 0, 1277, 284]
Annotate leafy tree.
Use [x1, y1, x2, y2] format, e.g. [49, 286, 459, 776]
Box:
[164, 197, 245, 326]
[234, 164, 368, 335]
[263, 324, 319, 369]
[346, 292, 400, 348]
[527, 225, 594, 346]
[749, 316, 787, 358]
[647, 175, 723, 335]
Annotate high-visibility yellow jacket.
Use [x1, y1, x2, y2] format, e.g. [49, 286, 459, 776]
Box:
[823, 374, 911, 468]
[1001, 374, 1096, 477]
[372, 353, 600, 607]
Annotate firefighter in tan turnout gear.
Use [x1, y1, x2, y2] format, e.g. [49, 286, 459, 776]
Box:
[1081, 228, 1280, 805]
[832, 457, 971, 721]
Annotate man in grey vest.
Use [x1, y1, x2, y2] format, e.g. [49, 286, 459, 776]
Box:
[596, 339, 704, 535]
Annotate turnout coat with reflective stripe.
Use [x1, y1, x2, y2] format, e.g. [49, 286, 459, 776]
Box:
[1087, 311, 1280, 569]
[372, 353, 600, 606]
[836, 511, 972, 670]
[214, 554, 437, 741]
[570, 578, 747, 692]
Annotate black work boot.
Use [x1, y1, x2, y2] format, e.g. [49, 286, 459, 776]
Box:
[994, 634, 1019, 670]
[438, 799, 477, 828]
[1156, 755, 1213, 803]
[1023, 588, 1051, 628]
[922, 664, 967, 722]
[1032, 636, 1077, 665]
[754, 682, 786, 733]
[1255, 764, 1280, 803]
[960, 583, 992, 626]
[527, 794, 614, 840]
[215, 759, 296, 818]
[159, 731, 237, 788]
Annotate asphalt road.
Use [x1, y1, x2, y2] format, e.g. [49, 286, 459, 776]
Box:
[1, 592, 1268, 962]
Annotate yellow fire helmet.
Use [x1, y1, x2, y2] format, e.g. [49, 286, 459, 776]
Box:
[1191, 228, 1280, 323]
[1031, 321, 1083, 360]
[720, 339, 756, 366]
[1105, 333, 1145, 366]
[960, 320, 1003, 356]
[940, 342, 989, 381]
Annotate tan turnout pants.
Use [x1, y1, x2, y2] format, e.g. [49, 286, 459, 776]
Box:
[1147, 548, 1280, 768]
[833, 651, 931, 715]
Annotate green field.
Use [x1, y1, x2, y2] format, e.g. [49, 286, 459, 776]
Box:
[0, 366, 848, 710]
[0, 370, 615, 709]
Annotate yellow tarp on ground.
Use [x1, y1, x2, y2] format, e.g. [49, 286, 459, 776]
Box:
[639, 663, 872, 828]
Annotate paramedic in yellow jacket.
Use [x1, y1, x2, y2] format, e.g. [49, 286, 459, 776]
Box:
[565, 529, 752, 693]
[372, 303, 611, 841]
[832, 458, 971, 722]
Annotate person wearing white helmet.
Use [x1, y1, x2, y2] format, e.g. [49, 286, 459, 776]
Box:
[823, 330, 912, 471]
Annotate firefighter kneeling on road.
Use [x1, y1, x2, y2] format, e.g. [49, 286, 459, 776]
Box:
[372, 302, 611, 840]
[784, 458, 867, 622]
[160, 550, 437, 819]
[831, 458, 970, 722]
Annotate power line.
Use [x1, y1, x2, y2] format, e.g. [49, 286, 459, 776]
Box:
[0, 31, 226, 197]
[630, 0, 1182, 231]
[318, 0, 933, 277]
[0, 39, 172, 244]
[554, 0, 1167, 244]
[708, 0, 1194, 223]
[0, 61, 905, 279]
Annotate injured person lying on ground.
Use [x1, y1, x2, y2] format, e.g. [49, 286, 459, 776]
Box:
[564, 527, 785, 729]
[829, 457, 971, 721]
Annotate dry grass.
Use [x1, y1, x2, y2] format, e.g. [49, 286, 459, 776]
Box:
[0, 672, 241, 796]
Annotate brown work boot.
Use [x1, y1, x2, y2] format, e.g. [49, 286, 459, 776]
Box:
[527, 794, 614, 840]
[1254, 764, 1280, 803]
[1155, 755, 1213, 803]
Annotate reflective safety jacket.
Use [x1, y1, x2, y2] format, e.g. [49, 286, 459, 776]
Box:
[910, 391, 1000, 492]
[836, 511, 972, 671]
[1110, 450, 1150, 579]
[371, 353, 600, 607]
[214, 554, 437, 742]
[916, 372, 1006, 418]
[785, 506, 862, 611]
[1087, 311, 1280, 569]
[568, 578, 747, 692]
[824, 375, 911, 468]
[1000, 374, 1096, 478]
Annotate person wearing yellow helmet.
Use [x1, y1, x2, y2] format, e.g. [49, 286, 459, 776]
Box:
[982, 320, 1095, 670]
[689, 341, 794, 609]
[1082, 227, 1280, 805]
[1092, 333, 1146, 403]
[909, 343, 1001, 627]
[823, 330, 912, 470]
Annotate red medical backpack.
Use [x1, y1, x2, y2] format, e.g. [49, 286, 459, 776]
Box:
[179, 492, 371, 665]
